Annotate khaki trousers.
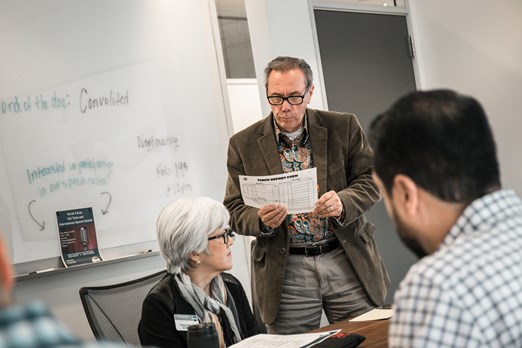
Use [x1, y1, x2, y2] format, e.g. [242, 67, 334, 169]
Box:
[267, 245, 374, 334]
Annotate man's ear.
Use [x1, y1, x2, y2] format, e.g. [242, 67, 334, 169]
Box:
[392, 174, 420, 217]
[307, 84, 314, 103]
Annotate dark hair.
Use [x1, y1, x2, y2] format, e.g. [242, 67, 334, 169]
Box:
[369, 89, 501, 203]
[264, 56, 313, 90]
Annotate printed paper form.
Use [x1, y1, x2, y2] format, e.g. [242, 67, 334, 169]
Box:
[349, 308, 393, 322]
[239, 168, 317, 214]
[230, 329, 340, 348]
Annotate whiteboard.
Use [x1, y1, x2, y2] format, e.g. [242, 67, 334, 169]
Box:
[0, 0, 231, 267]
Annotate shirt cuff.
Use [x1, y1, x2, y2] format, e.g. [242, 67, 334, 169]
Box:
[332, 205, 346, 228]
[259, 221, 276, 237]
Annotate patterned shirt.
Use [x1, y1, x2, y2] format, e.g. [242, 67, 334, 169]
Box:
[0, 301, 132, 348]
[274, 116, 334, 245]
[389, 189, 522, 347]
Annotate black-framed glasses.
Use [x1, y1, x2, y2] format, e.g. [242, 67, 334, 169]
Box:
[267, 85, 310, 105]
[207, 227, 235, 244]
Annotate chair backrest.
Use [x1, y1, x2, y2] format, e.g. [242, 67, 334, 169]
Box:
[79, 270, 167, 345]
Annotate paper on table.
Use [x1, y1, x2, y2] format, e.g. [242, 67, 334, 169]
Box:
[229, 329, 340, 348]
[239, 168, 317, 214]
[349, 308, 393, 322]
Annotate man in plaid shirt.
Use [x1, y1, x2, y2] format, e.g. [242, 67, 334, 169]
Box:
[368, 89, 522, 347]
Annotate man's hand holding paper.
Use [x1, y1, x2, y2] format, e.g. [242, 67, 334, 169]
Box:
[258, 204, 288, 229]
[314, 190, 343, 218]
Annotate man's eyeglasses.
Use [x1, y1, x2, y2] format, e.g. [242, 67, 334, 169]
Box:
[267, 85, 310, 105]
[207, 227, 235, 244]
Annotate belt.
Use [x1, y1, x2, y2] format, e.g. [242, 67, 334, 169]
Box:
[289, 238, 340, 257]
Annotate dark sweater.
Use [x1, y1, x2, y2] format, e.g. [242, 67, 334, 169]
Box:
[138, 272, 259, 348]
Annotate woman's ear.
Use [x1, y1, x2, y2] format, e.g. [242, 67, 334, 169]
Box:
[392, 174, 420, 217]
[189, 252, 201, 268]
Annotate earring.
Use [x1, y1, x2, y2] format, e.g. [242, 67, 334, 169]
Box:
[195, 259, 201, 267]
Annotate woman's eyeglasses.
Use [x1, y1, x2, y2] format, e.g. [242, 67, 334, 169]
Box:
[207, 227, 235, 244]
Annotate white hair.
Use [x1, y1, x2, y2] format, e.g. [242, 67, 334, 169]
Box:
[156, 197, 230, 274]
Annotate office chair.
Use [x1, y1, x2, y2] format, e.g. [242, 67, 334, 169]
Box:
[79, 269, 167, 345]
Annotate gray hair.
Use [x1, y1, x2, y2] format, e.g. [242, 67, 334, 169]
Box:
[156, 197, 230, 274]
[264, 56, 313, 90]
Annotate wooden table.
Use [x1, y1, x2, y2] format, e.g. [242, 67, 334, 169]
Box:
[311, 319, 389, 347]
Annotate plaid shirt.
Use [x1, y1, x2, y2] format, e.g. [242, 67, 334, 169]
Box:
[0, 301, 132, 348]
[390, 189, 522, 347]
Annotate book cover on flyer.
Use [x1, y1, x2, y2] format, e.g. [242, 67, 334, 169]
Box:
[56, 207, 103, 267]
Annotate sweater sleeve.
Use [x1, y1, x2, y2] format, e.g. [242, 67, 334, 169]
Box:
[138, 291, 187, 348]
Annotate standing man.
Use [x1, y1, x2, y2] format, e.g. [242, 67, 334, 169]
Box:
[224, 56, 389, 334]
[369, 89, 522, 347]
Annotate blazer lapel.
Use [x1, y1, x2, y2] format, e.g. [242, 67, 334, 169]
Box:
[257, 115, 283, 175]
[307, 110, 328, 197]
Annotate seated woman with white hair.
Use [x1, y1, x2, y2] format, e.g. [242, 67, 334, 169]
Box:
[138, 197, 259, 348]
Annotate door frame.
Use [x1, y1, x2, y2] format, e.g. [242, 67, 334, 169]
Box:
[308, 0, 420, 110]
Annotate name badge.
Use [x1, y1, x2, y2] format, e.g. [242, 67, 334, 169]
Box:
[174, 314, 199, 331]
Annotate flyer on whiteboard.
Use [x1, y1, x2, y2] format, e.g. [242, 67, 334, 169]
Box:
[56, 207, 103, 267]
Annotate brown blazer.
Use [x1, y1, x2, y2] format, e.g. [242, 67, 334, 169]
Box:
[224, 109, 390, 325]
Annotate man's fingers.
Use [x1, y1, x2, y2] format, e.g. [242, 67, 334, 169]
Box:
[259, 204, 287, 228]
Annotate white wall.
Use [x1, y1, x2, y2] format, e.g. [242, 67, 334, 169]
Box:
[226, 79, 264, 132]
[225, 78, 264, 280]
[409, 0, 522, 194]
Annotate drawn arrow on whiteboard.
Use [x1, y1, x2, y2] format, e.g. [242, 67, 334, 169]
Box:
[101, 191, 112, 215]
[28, 200, 45, 230]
